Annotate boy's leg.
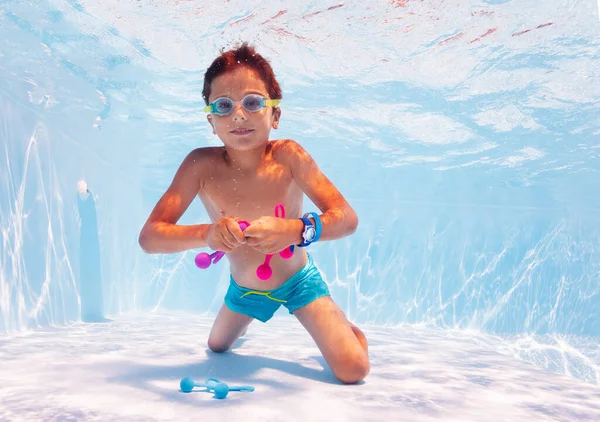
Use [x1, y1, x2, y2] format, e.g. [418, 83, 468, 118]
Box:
[207, 303, 254, 353]
[293, 296, 370, 384]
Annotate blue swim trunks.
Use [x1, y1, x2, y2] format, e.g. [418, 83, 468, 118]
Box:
[224, 254, 330, 323]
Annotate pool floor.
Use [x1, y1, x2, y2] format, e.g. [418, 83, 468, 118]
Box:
[1, 313, 598, 421]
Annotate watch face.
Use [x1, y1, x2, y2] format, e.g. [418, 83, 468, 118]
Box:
[305, 227, 316, 241]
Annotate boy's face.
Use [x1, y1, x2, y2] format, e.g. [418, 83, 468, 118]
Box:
[206, 67, 281, 151]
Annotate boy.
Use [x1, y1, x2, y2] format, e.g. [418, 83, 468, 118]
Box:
[139, 43, 369, 384]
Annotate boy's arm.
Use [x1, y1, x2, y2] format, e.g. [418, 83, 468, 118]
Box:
[275, 140, 358, 244]
[138, 149, 211, 254]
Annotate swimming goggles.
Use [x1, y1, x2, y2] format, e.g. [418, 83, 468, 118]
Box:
[203, 94, 281, 116]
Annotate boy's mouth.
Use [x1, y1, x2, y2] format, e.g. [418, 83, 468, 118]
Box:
[230, 128, 254, 135]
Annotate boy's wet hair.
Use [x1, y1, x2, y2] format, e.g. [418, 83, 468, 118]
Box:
[202, 43, 282, 105]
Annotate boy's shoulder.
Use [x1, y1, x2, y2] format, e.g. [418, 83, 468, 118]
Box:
[178, 146, 223, 175]
[184, 146, 223, 164]
[271, 138, 307, 160]
[271, 138, 299, 149]
[270, 139, 320, 179]
[188, 146, 223, 157]
[271, 139, 316, 170]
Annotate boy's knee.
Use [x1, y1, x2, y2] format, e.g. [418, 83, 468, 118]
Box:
[333, 353, 370, 384]
[207, 338, 231, 353]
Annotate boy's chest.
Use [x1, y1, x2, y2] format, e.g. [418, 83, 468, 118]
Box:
[199, 165, 299, 220]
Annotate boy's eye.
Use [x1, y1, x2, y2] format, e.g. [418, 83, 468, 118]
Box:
[215, 99, 232, 113]
[243, 96, 261, 110]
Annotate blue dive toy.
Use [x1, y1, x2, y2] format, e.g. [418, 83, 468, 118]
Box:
[180, 376, 255, 399]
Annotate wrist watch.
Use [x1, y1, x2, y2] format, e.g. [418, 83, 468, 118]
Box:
[298, 212, 322, 247]
[298, 216, 317, 247]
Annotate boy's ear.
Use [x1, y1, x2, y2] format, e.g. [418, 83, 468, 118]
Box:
[207, 115, 216, 134]
[272, 107, 281, 129]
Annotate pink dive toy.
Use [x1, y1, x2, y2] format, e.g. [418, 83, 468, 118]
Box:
[256, 203, 294, 280]
[195, 221, 250, 269]
[194, 203, 294, 281]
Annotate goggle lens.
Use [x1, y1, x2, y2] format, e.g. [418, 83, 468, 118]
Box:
[242, 95, 263, 111]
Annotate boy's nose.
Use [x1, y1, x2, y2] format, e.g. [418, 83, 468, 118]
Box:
[231, 104, 248, 120]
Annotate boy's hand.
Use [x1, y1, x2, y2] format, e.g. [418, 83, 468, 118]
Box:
[207, 217, 246, 252]
[244, 217, 298, 255]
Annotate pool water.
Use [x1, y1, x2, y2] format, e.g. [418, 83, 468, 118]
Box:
[1, 0, 599, 388]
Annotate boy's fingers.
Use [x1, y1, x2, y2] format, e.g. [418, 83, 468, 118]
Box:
[242, 225, 256, 237]
[233, 226, 247, 243]
[227, 224, 246, 244]
[218, 239, 232, 252]
[219, 241, 233, 252]
[220, 230, 237, 249]
[245, 237, 260, 246]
